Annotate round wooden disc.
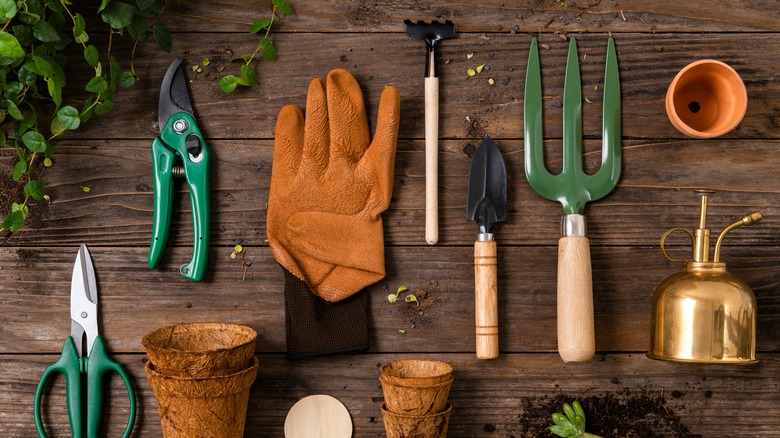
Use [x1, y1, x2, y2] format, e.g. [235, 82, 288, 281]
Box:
[284, 394, 353, 438]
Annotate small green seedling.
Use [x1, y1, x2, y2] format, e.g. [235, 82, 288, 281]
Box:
[549, 401, 602, 438]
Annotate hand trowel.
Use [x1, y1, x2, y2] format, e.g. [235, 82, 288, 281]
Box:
[466, 136, 507, 359]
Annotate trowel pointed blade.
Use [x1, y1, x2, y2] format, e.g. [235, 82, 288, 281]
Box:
[466, 136, 508, 234]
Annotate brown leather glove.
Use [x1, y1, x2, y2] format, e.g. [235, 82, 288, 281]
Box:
[267, 69, 400, 302]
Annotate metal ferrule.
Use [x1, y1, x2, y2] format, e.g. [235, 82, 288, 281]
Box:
[425, 44, 436, 77]
[477, 233, 494, 242]
[561, 214, 586, 237]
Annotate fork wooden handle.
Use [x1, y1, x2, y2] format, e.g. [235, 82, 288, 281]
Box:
[475, 240, 499, 359]
[425, 76, 439, 245]
[557, 236, 595, 362]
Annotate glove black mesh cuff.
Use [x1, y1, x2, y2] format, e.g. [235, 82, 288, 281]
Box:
[283, 268, 370, 359]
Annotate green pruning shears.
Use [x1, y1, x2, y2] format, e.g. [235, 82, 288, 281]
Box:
[34, 245, 136, 438]
[149, 58, 210, 281]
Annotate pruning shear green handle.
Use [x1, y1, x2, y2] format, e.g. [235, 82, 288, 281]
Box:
[149, 58, 210, 281]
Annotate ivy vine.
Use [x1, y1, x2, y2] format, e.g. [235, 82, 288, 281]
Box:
[0, 0, 171, 234]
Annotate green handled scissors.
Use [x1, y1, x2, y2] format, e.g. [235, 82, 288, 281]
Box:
[34, 244, 136, 437]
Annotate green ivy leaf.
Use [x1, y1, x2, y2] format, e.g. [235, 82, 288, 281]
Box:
[11, 202, 28, 217]
[239, 64, 257, 86]
[135, 0, 157, 10]
[260, 37, 278, 61]
[6, 100, 22, 120]
[95, 99, 113, 115]
[19, 11, 41, 25]
[219, 75, 239, 93]
[152, 20, 171, 52]
[74, 30, 89, 44]
[128, 14, 147, 41]
[32, 56, 54, 77]
[56, 106, 80, 130]
[22, 131, 48, 152]
[43, 157, 52, 167]
[12, 160, 26, 181]
[101, 2, 137, 29]
[24, 179, 45, 200]
[15, 115, 35, 137]
[47, 79, 62, 108]
[85, 76, 108, 93]
[50, 116, 65, 136]
[119, 70, 135, 88]
[0, 31, 25, 64]
[250, 18, 271, 34]
[84, 45, 99, 67]
[73, 13, 86, 39]
[97, 0, 110, 13]
[33, 21, 61, 42]
[272, 0, 294, 15]
[2, 210, 25, 231]
[0, 0, 17, 19]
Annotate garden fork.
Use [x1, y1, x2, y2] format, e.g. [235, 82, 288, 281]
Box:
[524, 37, 621, 363]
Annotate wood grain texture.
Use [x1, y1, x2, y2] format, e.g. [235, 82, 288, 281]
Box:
[1, 246, 779, 355]
[7, 353, 780, 437]
[474, 240, 499, 359]
[557, 236, 595, 363]
[3, 2, 780, 436]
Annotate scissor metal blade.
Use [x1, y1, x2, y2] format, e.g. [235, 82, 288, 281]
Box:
[158, 58, 194, 129]
[70, 244, 98, 358]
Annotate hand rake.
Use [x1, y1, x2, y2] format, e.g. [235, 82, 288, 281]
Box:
[524, 37, 621, 363]
[404, 19, 455, 245]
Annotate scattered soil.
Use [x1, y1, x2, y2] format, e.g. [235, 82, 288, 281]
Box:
[518, 389, 701, 438]
[388, 287, 443, 330]
[465, 116, 487, 138]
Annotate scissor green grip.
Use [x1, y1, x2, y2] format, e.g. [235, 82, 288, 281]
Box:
[34, 337, 82, 438]
[149, 136, 175, 272]
[87, 336, 136, 438]
[149, 112, 210, 281]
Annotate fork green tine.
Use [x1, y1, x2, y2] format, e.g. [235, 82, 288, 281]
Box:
[524, 37, 621, 215]
[524, 36, 622, 363]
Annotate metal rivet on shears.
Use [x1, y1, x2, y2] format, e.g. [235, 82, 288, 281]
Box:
[81, 311, 88, 319]
[173, 119, 189, 134]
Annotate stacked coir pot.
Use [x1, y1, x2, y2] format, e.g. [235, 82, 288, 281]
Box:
[380, 359, 454, 438]
[142, 323, 258, 438]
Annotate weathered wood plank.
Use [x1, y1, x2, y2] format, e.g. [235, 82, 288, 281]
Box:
[2, 246, 778, 354]
[4, 352, 780, 437]
[154, 0, 780, 33]
[51, 32, 780, 141]
[2, 138, 778, 247]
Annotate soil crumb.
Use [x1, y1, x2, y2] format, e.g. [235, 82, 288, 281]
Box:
[519, 389, 701, 437]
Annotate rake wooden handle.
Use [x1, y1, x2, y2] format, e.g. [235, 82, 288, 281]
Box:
[557, 236, 595, 362]
[425, 76, 439, 245]
[475, 240, 498, 359]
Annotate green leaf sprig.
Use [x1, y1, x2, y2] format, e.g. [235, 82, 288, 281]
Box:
[549, 401, 602, 438]
[219, 0, 293, 93]
[0, 0, 171, 234]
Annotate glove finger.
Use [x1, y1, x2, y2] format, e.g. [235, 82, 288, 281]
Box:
[360, 85, 401, 216]
[327, 69, 370, 163]
[302, 77, 329, 175]
[273, 105, 305, 177]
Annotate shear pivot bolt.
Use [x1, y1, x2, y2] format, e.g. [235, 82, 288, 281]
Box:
[81, 311, 88, 318]
[173, 119, 189, 134]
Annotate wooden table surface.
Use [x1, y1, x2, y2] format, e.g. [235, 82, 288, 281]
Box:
[3, 0, 780, 436]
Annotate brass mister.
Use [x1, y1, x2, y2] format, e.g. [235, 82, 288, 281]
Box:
[648, 189, 762, 364]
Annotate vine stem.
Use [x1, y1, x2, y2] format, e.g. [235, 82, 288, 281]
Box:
[245, 6, 278, 66]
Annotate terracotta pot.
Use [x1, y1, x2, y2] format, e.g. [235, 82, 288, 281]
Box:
[381, 402, 452, 438]
[665, 60, 747, 138]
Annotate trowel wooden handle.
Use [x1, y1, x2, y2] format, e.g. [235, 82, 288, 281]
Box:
[474, 240, 498, 359]
[557, 236, 595, 363]
[425, 76, 439, 245]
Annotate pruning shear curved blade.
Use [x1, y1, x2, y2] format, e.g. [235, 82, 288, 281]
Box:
[158, 58, 194, 129]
